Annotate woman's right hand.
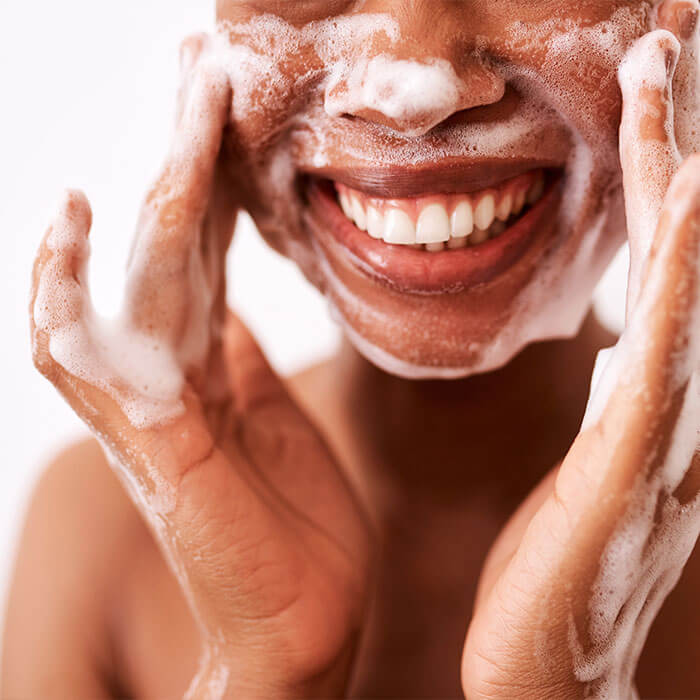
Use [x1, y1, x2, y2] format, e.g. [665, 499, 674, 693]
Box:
[29, 36, 372, 700]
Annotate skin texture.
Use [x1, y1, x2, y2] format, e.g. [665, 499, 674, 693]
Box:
[215, 0, 650, 375]
[2, 0, 699, 698]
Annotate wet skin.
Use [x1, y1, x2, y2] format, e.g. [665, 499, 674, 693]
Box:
[217, 0, 655, 375]
[3, 0, 700, 698]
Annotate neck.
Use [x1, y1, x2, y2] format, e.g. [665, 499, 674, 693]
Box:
[330, 311, 617, 509]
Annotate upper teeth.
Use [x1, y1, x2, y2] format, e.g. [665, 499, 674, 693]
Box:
[417, 204, 450, 243]
[336, 171, 545, 251]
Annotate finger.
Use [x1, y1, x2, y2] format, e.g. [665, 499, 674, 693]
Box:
[125, 57, 231, 349]
[176, 33, 209, 125]
[30, 191, 135, 432]
[550, 156, 699, 644]
[619, 29, 682, 312]
[575, 155, 700, 499]
[30, 192, 198, 473]
[199, 159, 239, 343]
[214, 313, 368, 553]
[657, 0, 700, 157]
[31, 190, 93, 380]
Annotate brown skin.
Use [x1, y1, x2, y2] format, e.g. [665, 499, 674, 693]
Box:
[216, 0, 647, 374]
[3, 1, 700, 698]
[4, 320, 700, 699]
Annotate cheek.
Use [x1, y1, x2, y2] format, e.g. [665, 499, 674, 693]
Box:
[491, 3, 652, 155]
[216, 17, 326, 152]
[228, 56, 323, 152]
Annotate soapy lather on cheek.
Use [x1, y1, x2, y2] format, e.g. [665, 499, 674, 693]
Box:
[212, 7, 663, 380]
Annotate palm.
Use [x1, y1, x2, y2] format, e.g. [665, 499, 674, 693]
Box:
[171, 314, 372, 678]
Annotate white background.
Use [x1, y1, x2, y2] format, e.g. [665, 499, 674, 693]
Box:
[0, 0, 628, 657]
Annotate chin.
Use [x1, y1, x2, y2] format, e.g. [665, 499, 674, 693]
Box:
[227, 80, 627, 381]
[238, 152, 624, 380]
[242, 160, 625, 380]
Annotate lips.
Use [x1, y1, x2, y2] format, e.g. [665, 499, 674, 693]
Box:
[305, 157, 563, 199]
[335, 170, 545, 250]
[306, 169, 563, 294]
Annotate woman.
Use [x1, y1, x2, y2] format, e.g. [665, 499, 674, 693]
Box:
[3, 0, 699, 697]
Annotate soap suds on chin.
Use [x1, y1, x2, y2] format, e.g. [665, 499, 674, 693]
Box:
[209, 6, 657, 379]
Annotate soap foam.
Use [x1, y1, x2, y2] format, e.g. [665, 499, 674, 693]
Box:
[208, 5, 662, 379]
[33, 6, 699, 692]
[324, 54, 469, 137]
[32, 193, 187, 430]
[573, 147, 700, 695]
[34, 59, 231, 433]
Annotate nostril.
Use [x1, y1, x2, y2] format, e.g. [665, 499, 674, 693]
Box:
[323, 53, 507, 138]
[440, 86, 520, 129]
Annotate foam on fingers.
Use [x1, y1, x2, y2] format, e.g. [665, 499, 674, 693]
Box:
[656, 0, 700, 157]
[32, 190, 92, 338]
[31, 45, 235, 433]
[123, 56, 231, 371]
[619, 29, 683, 312]
[584, 155, 700, 432]
[31, 191, 188, 430]
[138, 60, 230, 250]
[572, 155, 700, 696]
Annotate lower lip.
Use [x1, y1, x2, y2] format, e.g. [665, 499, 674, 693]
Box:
[307, 177, 562, 294]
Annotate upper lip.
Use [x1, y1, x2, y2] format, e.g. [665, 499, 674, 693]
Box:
[299, 157, 564, 199]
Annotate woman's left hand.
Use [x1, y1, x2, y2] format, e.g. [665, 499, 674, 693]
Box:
[462, 2, 700, 697]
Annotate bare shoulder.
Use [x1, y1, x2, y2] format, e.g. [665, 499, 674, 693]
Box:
[12, 437, 147, 567]
[1, 437, 147, 698]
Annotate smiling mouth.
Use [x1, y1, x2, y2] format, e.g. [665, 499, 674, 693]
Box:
[335, 169, 545, 251]
[306, 167, 564, 293]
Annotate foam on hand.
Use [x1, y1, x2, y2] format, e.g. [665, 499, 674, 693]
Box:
[33, 57, 231, 433]
[32, 192, 187, 432]
[32, 4, 699, 693]
[573, 156, 700, 696]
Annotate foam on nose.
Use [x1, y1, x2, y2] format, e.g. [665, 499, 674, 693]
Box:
[323, 55, 468, 137]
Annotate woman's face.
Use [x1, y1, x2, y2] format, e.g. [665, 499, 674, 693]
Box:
[215, 0, 658, 378]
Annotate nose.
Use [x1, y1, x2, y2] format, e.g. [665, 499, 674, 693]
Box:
[323, 2, 506, 137]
